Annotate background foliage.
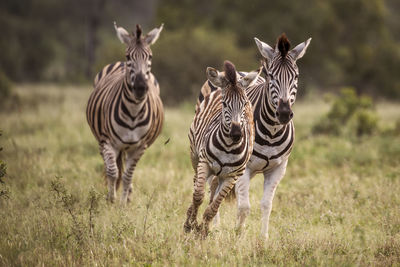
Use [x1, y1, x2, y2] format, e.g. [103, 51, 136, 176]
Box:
[1, 0, 399, 104]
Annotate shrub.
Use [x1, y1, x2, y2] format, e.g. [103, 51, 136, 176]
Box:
[50, 177, 102, 245]
[312, 87, 379, 136]
[349, 109, 379, 136]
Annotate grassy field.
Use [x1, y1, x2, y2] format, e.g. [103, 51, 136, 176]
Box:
[0, 84, 399, 266]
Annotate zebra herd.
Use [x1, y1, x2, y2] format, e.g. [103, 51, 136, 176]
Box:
[86, 22, 311, 239]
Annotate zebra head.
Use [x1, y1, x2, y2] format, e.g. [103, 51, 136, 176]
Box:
[254, 34, 311, 125]
[114, 22, 164, 99]
[207, 61, 260, 143]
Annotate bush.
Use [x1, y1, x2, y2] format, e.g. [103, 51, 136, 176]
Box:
[312, 87, 379, 136]
[349, 109, 379, 136]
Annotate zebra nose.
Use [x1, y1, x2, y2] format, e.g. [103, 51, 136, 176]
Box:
[133, 73, 148, 97]
[230, 122, 242, 142]
[276, 110, 293, 119]
[276, 99, 293, 124]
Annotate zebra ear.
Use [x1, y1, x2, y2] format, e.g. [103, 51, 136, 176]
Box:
[254, 37, 275, 62]
[114, 22, 131, 44]
[239, 69, 261, 88]
[289, 38, 312, 61]
[206, 67, 228, 88]
[145, 23, 164, 45]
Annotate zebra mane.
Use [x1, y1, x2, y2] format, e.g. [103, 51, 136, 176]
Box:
[224, 60, 237, 86]
[276, 33, 291, 58]
[135, 24, 142, 43]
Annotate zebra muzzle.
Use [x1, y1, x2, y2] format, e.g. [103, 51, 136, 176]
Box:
[230, 122, 242, 142]
[276, 99, 293, 124]
[133, 73, 148, 98]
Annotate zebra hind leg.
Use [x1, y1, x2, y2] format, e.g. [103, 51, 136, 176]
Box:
[208, 175, 221, 227]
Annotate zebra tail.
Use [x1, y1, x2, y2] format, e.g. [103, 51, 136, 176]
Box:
[115, 152, 124, 191]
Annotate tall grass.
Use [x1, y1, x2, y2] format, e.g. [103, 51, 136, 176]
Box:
[0, 85, 399, 266]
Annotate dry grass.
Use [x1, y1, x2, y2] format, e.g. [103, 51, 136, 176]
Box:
[0, 84, 399, 266]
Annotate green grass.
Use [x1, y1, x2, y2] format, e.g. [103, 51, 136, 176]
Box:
[0, 84, 399, 266]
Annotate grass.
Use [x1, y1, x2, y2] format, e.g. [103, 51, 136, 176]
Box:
[0, 84, 399, 266]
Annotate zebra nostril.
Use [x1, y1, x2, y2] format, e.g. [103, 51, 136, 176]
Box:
[276, 111, 280, 117]
[289, 112, 294, 119]
[230, 122, 242, 142]
[230, 132, 242, 142]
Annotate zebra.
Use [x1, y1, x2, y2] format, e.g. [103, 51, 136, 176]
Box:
[184, 60, 260, 237]
[198, 34, 311, 239]
[86, 22, 164, 204]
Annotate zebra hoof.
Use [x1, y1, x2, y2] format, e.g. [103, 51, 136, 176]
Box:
[106, 194, 115, 203]
[184, 223, 191, 233]
[184, 220, 195, 233]
[234, 226, 243, 236]
[196, 223, 209, 239]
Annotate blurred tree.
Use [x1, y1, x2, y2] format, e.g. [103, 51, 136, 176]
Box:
[152, 27, 257, 105]
[0, 0, 399, 103]
[0, 0, 157, 82]
[155, 0, 400, 100]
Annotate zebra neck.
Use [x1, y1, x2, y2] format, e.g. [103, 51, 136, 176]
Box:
[259, 82, 280, 127]
[121, 82, 147, 118]
[217, 123, 239, 147]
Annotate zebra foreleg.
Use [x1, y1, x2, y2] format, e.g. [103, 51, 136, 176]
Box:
[201, 176, 237, 238]
[184, 162, 209, 233]
[235, 168, 252, 232]
[260, 159, 288, 240]
[120, 146, 146, 204]
[101, 144, 119, 203]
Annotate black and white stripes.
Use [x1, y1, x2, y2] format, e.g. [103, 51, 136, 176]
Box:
[184, 61, 259, 237]
[196, 34, 311, 239]
[236, 34, 311, 239]
[86, 22, 164, 204]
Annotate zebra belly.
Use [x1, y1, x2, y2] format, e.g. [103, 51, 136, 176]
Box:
[207, 150, 248, 178]
[111, 123, 150, 149]
[214, 164, 246, 179]
[247, 144, 290, 174]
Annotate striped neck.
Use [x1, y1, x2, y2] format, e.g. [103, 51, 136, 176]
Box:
[260, 82, 281, 127]
[122, 78, 147, 117]
[217, 121, 243, 146]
